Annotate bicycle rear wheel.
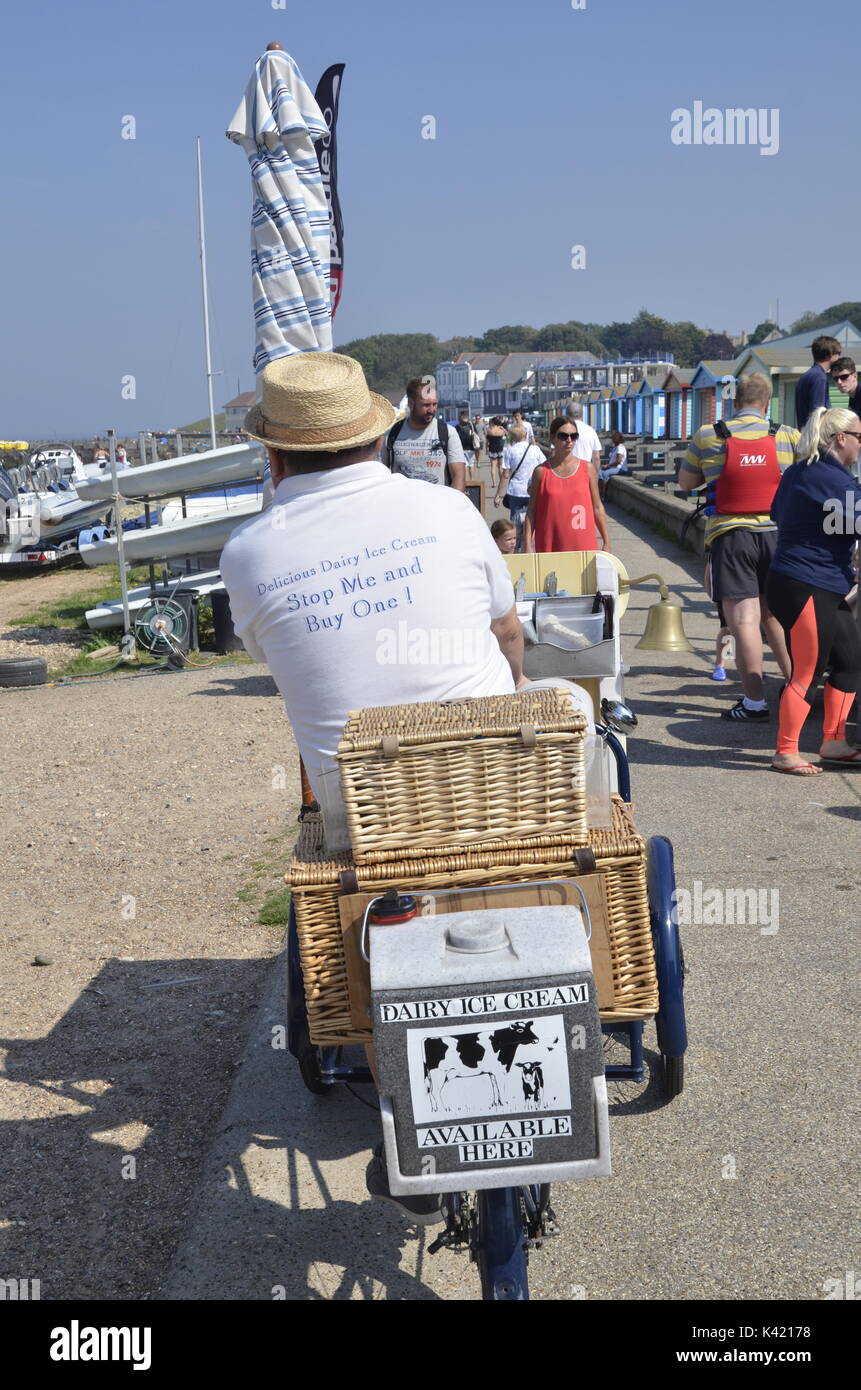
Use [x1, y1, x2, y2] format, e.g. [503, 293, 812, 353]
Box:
[475, 1187, 529, 1300]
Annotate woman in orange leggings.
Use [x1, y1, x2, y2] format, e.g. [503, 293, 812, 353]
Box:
[766, 406, 861, 774]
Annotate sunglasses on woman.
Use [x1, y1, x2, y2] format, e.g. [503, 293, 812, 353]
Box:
[555, 431, 579, 440]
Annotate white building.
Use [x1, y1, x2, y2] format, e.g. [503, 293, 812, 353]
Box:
[223, 392, 256, 429]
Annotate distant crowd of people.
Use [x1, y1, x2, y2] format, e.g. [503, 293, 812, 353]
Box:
[383, 378, 618, 556]
[382, 356, 861, 776]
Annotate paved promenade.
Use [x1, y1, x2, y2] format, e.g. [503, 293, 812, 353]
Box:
[163, 504, 859, 1301]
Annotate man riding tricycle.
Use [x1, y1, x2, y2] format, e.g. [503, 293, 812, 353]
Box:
[220, 352, 687, 1300]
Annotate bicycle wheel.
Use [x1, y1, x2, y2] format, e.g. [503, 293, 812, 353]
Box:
[647, 835, 688, 1099]
[475, 1187, 529, 1301]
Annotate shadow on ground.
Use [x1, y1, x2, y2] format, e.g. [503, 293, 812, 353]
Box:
[0, 957, 271, 1300]
[192, 674, 279, 698]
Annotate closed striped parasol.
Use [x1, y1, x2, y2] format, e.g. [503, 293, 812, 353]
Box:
[227, 46, 333, 376]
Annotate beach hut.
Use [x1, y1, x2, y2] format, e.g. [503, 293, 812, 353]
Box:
[662, 368, 695, 439]
[635, 372, 668, 439]
[623, 380, 640, 434]
[609, 386, 627, 433]
[733, 346, 820, 427]
[747, 318, 861, 355]
[579, 389, 597, 430]
[597, 386, 614, 433]
[731, 320, 861, 426]
[690, 360, 739, 431]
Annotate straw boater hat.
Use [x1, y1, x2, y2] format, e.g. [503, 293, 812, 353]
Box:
[244, 352, 403, 452]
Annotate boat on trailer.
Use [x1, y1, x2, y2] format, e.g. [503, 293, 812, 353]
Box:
[0, 461, 112, 574]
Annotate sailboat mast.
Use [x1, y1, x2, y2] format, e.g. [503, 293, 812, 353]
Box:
[196, 137, 218, 451]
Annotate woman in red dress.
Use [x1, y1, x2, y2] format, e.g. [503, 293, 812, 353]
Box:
[523, 417, 611, 553]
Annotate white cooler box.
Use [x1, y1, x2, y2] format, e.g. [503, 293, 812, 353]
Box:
[372, 902, 611, 1195]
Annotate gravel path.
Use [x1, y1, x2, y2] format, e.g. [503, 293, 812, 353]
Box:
[0, 661, 298, 1299]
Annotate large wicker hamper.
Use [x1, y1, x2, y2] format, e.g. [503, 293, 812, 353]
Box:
[288, 798, 658, 1048]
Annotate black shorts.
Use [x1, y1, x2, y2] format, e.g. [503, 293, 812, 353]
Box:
[487, 440, 504, 458]
[709, 527, 776, 602]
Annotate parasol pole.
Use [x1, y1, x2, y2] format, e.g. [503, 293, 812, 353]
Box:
[196, 136, 218, 451]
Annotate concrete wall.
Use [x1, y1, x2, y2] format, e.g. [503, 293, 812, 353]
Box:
[606, 475, 706, 555]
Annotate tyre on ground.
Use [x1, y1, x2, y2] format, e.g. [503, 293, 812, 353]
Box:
[0, 657, 48, 687]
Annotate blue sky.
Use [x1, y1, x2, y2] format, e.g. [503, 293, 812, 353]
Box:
[2, 0, 853, 437]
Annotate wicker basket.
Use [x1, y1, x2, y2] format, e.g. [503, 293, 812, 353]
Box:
[337, 689, 588, 864]
[288, 798, 658, 1047]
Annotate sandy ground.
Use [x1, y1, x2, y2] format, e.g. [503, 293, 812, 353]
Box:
[0, 567, 106, 666]
[0, 662, 298, 1299]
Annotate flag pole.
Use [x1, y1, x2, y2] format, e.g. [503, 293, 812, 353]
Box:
[196, 136, 218, 451]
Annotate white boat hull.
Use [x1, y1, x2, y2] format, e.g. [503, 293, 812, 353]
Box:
[75, 442, 264, 502]
[38, 493, 113, 538]
[78, 496, 261, 566]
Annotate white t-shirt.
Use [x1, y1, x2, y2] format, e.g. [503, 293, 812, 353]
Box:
[570, 420, 601, 462]
[501, 441, 544, 499]
[219, 462, 515, 797]
[390, 419, 466, 484]
[608, 444, 627, 470]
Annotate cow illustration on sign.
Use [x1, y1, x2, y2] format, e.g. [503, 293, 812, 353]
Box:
[409, 1017, 569, 1123]
[516, 1060, 545, 1108]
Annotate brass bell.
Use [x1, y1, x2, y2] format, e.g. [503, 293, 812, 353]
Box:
[636, 596, 693, 652]
[620, 571, 694, 652]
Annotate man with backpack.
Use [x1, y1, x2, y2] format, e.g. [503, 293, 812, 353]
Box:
[385, 376, 466, 489]
[679, 373, 797, 721]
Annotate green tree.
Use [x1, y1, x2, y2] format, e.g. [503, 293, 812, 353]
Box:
[438, 335, 476, 360]
[473, 324, 537, 353]
[789, 310, 822, 334]
[599, 310, 672, 358]
[790, 302, 861, 334]
[750, 320, 780, 343]
[334, 332, 442, 395]
[666, 320, 707, 367]
[699, 333, 737, 361]
[532, 321, 606, 355]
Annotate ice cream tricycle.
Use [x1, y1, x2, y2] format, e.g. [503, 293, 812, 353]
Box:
[285, 551, 687, 1300]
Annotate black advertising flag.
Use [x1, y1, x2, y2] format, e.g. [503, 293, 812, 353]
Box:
[313, 64, 345, 320]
